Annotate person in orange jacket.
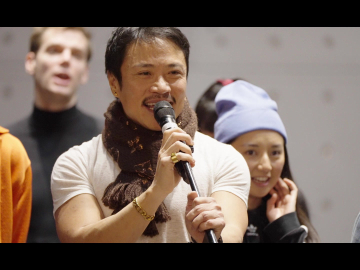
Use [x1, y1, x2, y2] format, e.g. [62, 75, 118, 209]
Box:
[0, 126, 32, 243]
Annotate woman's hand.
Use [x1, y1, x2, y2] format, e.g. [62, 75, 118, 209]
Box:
[266, 178, 298, 223]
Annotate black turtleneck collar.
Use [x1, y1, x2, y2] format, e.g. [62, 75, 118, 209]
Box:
[30, 105, 81, 133]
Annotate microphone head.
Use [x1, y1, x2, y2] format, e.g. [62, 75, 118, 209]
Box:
[154, 101, 176, 125]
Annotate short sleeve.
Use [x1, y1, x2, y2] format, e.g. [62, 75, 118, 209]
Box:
[51, 145, 95, 216]
[211, 143, 250, 207]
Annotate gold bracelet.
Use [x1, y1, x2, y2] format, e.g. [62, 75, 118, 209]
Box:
[132, 197, 155, 221]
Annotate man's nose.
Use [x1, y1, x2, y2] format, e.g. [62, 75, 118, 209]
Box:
[60, 49, 71, 65]
[150, 76, 171, 94]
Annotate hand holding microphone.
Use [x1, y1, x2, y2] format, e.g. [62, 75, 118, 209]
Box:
[154, 101, 220, 243]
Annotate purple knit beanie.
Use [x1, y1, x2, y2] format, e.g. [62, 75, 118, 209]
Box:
[214, 80, 287, 144]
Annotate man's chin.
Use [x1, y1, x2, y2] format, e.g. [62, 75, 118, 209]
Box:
[139, 120, 163, 132]
[145, 124, 162, 132]
[48, 86, 76, 97]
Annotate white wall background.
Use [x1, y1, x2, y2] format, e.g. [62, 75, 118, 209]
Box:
[0, 27, 359, 243]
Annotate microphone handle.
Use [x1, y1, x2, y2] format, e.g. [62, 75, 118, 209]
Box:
[176, 161, 218, 243]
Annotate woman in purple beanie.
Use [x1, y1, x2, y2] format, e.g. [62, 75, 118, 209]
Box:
[212, 80, 320, 243]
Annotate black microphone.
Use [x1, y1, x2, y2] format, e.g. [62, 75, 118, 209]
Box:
[154, 100, 218, 243]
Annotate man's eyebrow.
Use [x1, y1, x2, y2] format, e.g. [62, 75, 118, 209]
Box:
[168, 63, 185, 68]
[132, 62, 185, 68]
[46, 43, 85, 51]
[133, 63, 154, 68]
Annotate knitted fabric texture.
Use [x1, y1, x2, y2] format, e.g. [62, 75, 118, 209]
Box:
[101, 99, 197, 237]
[214, 80, 287, 144]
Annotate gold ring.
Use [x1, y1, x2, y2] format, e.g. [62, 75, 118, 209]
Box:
[171, 152, 179, 164]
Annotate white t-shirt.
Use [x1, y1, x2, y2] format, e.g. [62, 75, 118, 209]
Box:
[51, 131, 250, 243]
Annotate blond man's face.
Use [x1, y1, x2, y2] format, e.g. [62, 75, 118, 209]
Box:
[26, 28, 89, 98]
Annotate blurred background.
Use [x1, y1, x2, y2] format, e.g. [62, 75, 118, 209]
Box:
[1, 27, 359, 243]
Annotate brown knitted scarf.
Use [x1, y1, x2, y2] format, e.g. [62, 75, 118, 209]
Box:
[101, 98, 197, 237]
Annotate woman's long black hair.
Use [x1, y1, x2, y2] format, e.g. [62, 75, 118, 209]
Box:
[280, 145, 320, 243]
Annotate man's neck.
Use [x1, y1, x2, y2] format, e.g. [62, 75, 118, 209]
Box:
[34, 89, 77, 112]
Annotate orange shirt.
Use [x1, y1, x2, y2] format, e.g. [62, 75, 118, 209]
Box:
[0, 126, 32, 243]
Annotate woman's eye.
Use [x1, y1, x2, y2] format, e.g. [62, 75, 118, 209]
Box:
[272, 150, 281, 156]
[245, 150, 255, 156]
[169, 70, 183, 76]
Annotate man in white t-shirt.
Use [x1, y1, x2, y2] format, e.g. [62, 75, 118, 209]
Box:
[51, 27, 250, 243]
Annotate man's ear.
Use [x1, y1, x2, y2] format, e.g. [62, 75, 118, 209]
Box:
[80, 65, 89, 85]
[25, 52, 36, 75]
[107, 71, 121, 98]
